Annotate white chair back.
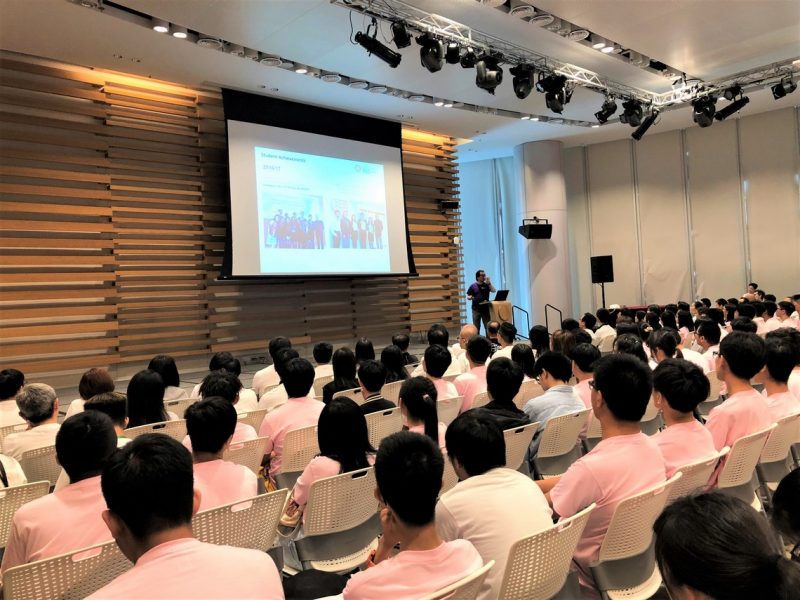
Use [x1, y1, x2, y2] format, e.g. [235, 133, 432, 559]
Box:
[503, 422, 539, 471]
[279, 424, 319, 474]
[163, 396, 196, 419]
[313, 375, 334, 398]
[303, 467, 378, 537]
[223, 436, 270, 474]
[193, 490, 288, 552]
[717, 424, 775, 489]
[441, 458, 459, 496]
[365, 407, 403, 450]
[760, 413, 800, 464]
[381, 380, 404, 404]
[332, 387, 364, 405]
[124, 419, 187, 442]
[513, 380, 544, 410]
[0, 423, 29, 449]
[421, 560, 496, 600]
[236, 408, 268, 431]
[471, 391, 490, 409]
[0, 481, 50, 547]
[584, 412, 602, 446]
[18, 446, 60, 488]
[498, 504, 595, 600]
[405, 363, 419, 376]
[437, 396, 464, 426]
[537, 409, 591, 459]
[667, 448, 728, 503]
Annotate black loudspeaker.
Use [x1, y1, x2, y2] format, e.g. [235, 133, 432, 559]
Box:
[590, 255, 614, 283]
[518, 223, 553, 239]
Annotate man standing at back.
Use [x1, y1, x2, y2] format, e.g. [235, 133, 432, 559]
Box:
[466, 270, 495, 334]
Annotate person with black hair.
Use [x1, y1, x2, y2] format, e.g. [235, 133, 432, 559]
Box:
[537, 354, 666, 595]
[252, 335, 292, 396]
[561, 318, 580, 332]
[1, 412, 117, 574]
[648, 328, 683, 366]
[358, 359, 395, 415]
[768, 301, 795, 333]
[259, 347, 300, 411]
[380, 345, 409, 385]
[551, 329, 577, 357]
[523, 352, 585, 460]
[731, 316, 758, 333]
[754, 336, 800, 421]
[0, 368, 25, 428]
[470, 357, 529, 433]
[768, 328, 800, 399]
[592, 308, 615, 349]
[421, 345, 458, 401]
[651, 359, 715, 477]
[467, 269, 495, 334]
[312, 342, 334, 379]
[654, 492, 800, 600]
[399, 377, 445, 449]
[322, 347, 359, 405]
[772, 469, 800, 559]
[579, 313, 597, 341]
[126, 369, 176, 430]
[696, 319, 722, 373]
[510, 343, 536, 380]
[676, 309, 695, 345]
[354, 337, 375, 366]
[4, 383, 61, 460]
[613, 333, 649, 364]
[487, 321, 501, 351]
[88, 435, 282, 598]
[529, 325, 551, 358]
[791, 293, 800, 319]
[85, 391, 129, 441]
[487, 322, 517, 364]
[190, 352, 259, 412]
[184, 397, 259, 512]
[391, 332, 418, 366]
[147, 354, 187, 402]
[409, 324, 462, 378]
[570, 343, 600, 412]
[64, 367, 116, 419]
[342, 431, 482, 599]
[437, 413, 552, 600]
[454, 335, 491, 413]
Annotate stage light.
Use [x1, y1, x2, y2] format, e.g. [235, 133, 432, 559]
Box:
[172, 26, 188, 39]
[417, 33, 444, 73]
[619, 99, 643, 127]
[594, 96, 618, 123]
[772, 76, 797, 99]
[460, 47, 477, 68]
[692, 96, 716, 127]
[632, 109, 658, 140]
[536, 74, 568, 114]
[445, 42, 461, 64]
[475, 55, 503, 94]
[355, 26, 402, 68]
[152, 18, 169, 33]
[723, 84, 742, 101]
[509, 64, 535, 99]
[391, 21, 411, 48]
[715, 95, 750, 121]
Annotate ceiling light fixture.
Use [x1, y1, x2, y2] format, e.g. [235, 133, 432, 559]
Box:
[475, 54, 503, 94]
[259, 55, 282, 67]
[172, 26, 188, 39]
[417, 33, 445, 72]
[510, 64, 535, 99]
[714, 95, 750, 120]
[408, 94, 427, 102]
[537, 74, 569, 113]
[632, 109, 659, 140]
[445, 42, 461, 64]
[348, 80, 369, 89]
[321, 73, 342, 83]
[692, 96, 717, 127]
[723, 84, 742, 101]
[369, 84, 388, 93]
[619, 99, 644, 127]
[508, 1, 535, 18]
[355, 19, 402, 68]
[568, 29, 590, 41]
[590, 35, 606, 50]
[594, 96, 618, 123]
[294, 66, 308, 74]
[530, 13, 555, 26]
[460, 47, 477, 68]
[520, 115, 531, 120]
[771, 76, 797, 99]
[151, 18, 169, 33]
[196, 36, 223, 50]
[391, 21, 412, 48]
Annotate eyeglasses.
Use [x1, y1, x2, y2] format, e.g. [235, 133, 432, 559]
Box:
[588, 380, 598, 390]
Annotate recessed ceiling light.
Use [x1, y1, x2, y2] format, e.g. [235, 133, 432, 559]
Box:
[295, 66, 308, 74]
[434, 99, 445, 107]
[545, 17, 562, 32]
[259, 55, 282, 67]
[530, 13, 554, 26]
[443, 101, 454, 108]
[509, 3, 535, 18]
[243, 48, 259, 60]
[348, 80, 369, 89]
[568, 29, 590, 41]
[601, 45, 615, 54]
[172, 26, 188, 39]
[152, 18, 169, 33]
[321, 73, 342, 83]
[530, 116, 539, 121]
[520, 115, 530, 120]
[591, 124, 600, 128]
[480, 0, 506, 6]
[196, 36, 223, 49]
[227, 44, 244, 56]
[369, 85, 388, 93]
[452, 101, 464, 108]
[408, 94, 427, 102]
[591, 36, 607, 50]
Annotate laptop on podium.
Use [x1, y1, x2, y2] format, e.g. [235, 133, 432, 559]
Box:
[494, 290, 509, 302]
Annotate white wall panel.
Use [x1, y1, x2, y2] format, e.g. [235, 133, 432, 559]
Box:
[564, 147, 593, 315]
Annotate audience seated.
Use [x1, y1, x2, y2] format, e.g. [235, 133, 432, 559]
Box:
[1, 412, 116, 574]
[185, 397, 260, 512]
[613, 333, 649, 364]
[651, 359, 716, 477]
[126, 370, 176, 428]
[190, 352, 258, 411]
[510, 343, 536, 380]
[529, 324, 550, 358]
[551, 329, 577, 356]
[523, 352, 585, 458]
[358, 360, 395, 415]
[0, 451, 26, 490]
[421, 345, 458, 400]
[768, 328, 800, 399]
[570, 343, 600, 411]
[260, 358, 324, 480]
[282, 398, 375, 524]
[87, 435, 282, 599]
[321, 347, 359, 405]
[64, 367, 115, 419]
[341, 431, 482, 599]
[537, 354, 667, 595]
[591, 308, 615, 349]
[411, 325, 462, 377]
[3, 383, 60, 460]
[486, 322, 516, 364]
[579, 313, 596, 342]
[451, 324, 477, 373]
[147, 354, 188, 402]
[732, 316, 758, 333]
[391, 333, 417, 366]
[654, 493, 800, 599]
[252, 336, 292, 397]
[313, 342, 334, 379]
[486, 321, 501, 351]
[676, 309, 695, 346]
[0, 369, 25, 428]
[354, 337, 375, 366]
[399, 377, 446, 449]
[260, 348, 299, 411]
[470, 358, 529, 431]
[437, 412, 552, 600]
[454, 335, 490, 413]
[755, 335, 800, 420]
[696, 319, 722, 373]
[379, 345, 409, 384]
[771, 468, 800, 559]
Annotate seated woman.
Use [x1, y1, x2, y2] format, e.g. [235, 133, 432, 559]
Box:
[126, 369, 177, 428]
[511, 344, 536, 381]
[355, 337, 375, 366]
[380, 345, 409, 384]
[321, 347, 359, 405]
[64, 367, 115, 419]
[282, 397, 375, 524]
[148, 354, 188, 402]
[399, 377, 446, 449]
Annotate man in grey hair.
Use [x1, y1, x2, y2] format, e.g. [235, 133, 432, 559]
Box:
[3, 383, 61, 460]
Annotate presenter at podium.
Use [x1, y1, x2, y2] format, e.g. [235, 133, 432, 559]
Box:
[467, 269, 495, 334]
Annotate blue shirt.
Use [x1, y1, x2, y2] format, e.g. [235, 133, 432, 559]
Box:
[523, 385, 586, 456]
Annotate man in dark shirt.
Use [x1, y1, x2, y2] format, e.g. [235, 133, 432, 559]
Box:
[358, 360, 395, 415]
[466, 270, 496, 334]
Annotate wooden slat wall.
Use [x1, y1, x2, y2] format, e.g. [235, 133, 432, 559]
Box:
[0, 51, 464, 377]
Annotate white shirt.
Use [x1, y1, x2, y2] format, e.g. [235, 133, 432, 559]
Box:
[0, 454, 27, 488]
[314, 363, 334, 379]
[64, 398, 85, 419]
[0, 401, 25, 428]
[592, 324, 615, 348]
[680, 348, 709, 373]
[164, 386, 188, 402]
[258, 384, 288, 412]
[188, 385, 258, 414]
[251, 365, 279, 396]
[411, 357, 464, 378]
[486, 344, 514, 365]
[2, 423, 60, 460]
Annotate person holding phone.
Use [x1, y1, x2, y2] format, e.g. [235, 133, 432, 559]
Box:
[467, 270, 496, 334]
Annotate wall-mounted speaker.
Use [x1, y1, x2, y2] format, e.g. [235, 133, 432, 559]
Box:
[518, 223, 553, 239]
[590, 255, 614, 283]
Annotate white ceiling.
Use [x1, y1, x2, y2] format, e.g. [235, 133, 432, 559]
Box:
[1, 0, 798, 161]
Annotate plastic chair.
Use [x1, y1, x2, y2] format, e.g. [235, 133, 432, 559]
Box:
[313, 375, 334, 398]
[532, 409, 591, 478]
[2, 540, 131, 600]
[666, 448, 729, 504]
[513, 380, 545, 411]
[405, 363, 420, 376]
[421, 560, 495, 600]
[639, 397, 662, 436]
[365, 407, 403, 450]
[503, 422, 539, 472]
[698, 371, 724, 416]
[274, 424, 319, 490]
[716, 424, 775, 510]
[381, 380, 404, 404]
[332, 387, 363, 405]
[0, 423, 29, 450]
[590, 472, 681, 600]
[18, 446, 60, 490]
[236, 408, 268, 431]
[471, 391, 491, 409]
[223, 436, 270, 474]
[295, 467, 380, 572]
[0, 481, 50, 547]
[193, 489, 288, 552]
[163, 396, 196, 419]
[497, 504, 596, 600]
[582, 412, 603, 453]
[124, 419, 187, 442]
[259, 383, 281, 399]
[441, 458, 460, 496]
[437, 396, 464, 426]
[757, 413, 800, 494]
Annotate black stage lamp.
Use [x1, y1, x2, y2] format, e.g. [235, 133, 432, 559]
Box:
[771, 76, 797, 99]
[391, 21, 411, 49]
[632, 109, 658, 140]
[723, 84, 742, 101]
[594, 96, 617, 123]
[714, 95, 750, 121]
[509, 64, 535, 99]
[476, 54, 503, 94]
[692, 96, 716, 127]
[537, 74, 567, 113]
[445, 41, 461, 64]
[355, 29, 402, 68]
[619, 99, 643, 127]
[460, 47, 477, 68]
[417, 33, 444, 73]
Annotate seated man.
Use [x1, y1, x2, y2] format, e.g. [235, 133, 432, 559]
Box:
[185, 397, 260, 511]
[2, 412, 117, 573]
[190, 352, 258, 412]
[421, 345, 458, 400]
[0, 369, 26, 428]
[454, 335, 491, 413]
[570, 343, 601, 440]
[358, 360, 395, 415]
[313, 342, 334, 379]
[767, 328, 800, 400]
[3, 383, 60, 460]
[537, 354, 667, 594]
[392, 333, 418, 366]
[470, 357, 529, 431]
[651, 359, 716, 476]
[591, 308, 615, 349]
[411, 325, 462, 377]
[259, 358, 325, 480]
[437, 413, 552, 600]
[259, 348, 299, 412]
[182, 370, 256, 452]
[87, 435, 282, 599]
[486, 322, 516, 365]
[486, 321, 501, 353]
[754, 336, 800, 420]
[451, 324, 478, 373]
[523, 352, 585, 458]
[696, 319, 722, 373]
[251, 336, 292, 396]
[343, 431, 482, 599]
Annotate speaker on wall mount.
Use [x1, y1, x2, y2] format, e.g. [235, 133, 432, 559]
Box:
[518, 217, 552, 239]
[590, 255, 614, 284]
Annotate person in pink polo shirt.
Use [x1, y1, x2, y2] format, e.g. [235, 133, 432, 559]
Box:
[399, 377, 447, 449]
[422, 345, 458, 401]
[705, 332, 772, 453]
[259, 358, 325, 480]
[185, 397, 261, 512]
[652, 359, 716, 477]
[2, 411, 117, 575]
[767, 328, 800, 400]
[454, 335, 491, 413]
[570, 343, 601, 440]
[537, 354, 667, 596]
[755, 335, 800, 420]
[88, 435, 282, 599]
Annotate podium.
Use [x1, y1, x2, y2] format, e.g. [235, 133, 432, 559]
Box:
[486, 301, 513, 325]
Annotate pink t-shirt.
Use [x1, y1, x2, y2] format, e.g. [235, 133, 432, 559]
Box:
[194, 459, 258, 512]
[788, 370, 800, 400]
[705, 388, 772, 451]
[454, 366, 487, 413]
[343, 540, 482, 600]
[408, 422, 447, 449]
[550, 433, 667, 591]
[765, 391, 800, 421]
[1, 476, 111, 573]
[652, 420, 717, 477]
[87, 538, 282, 599]
[259, 395, 324, 477]
[182, 421, 257, 453]
[574, 379, 593, 439]
[432, 378, 458, 401]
